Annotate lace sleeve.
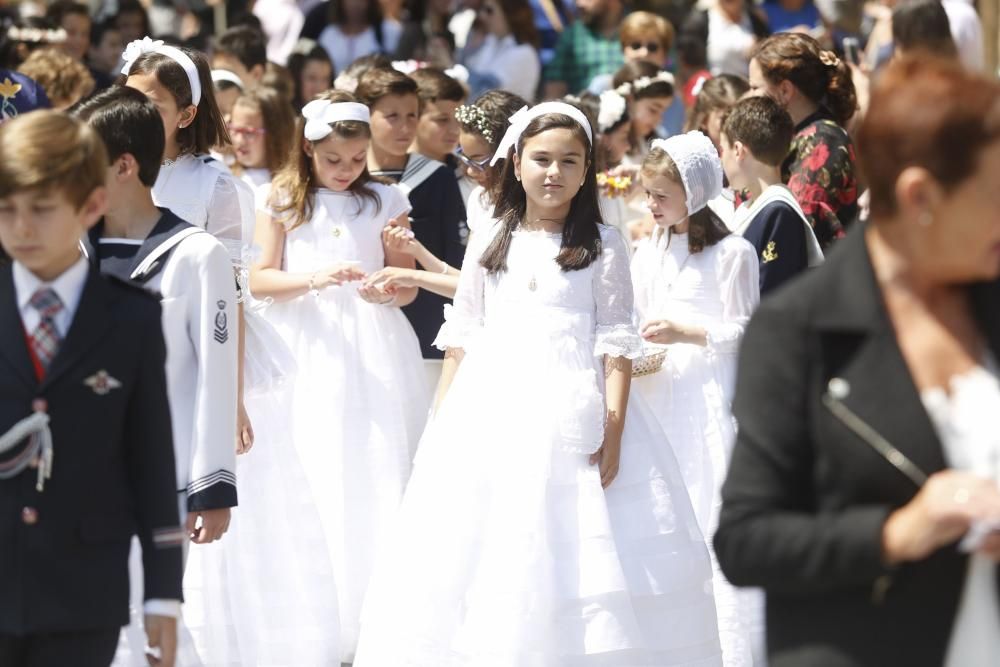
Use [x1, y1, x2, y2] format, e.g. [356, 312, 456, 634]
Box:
[206, 173, 247, 268]
[432, 227, 490, 351]
[593, 225, 643, 359]
[705, 237, 760, 357]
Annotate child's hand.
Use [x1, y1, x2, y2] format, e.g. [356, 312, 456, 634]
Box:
[314, 263, 367, 289]
[589, 434, 621, 488]
[366, 266, 418, 291]
[641, 319, 685, 345]
[357, 282, 395, 304]
[382, 220, 417, 255]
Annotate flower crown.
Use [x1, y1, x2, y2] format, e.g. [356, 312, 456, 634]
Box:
[615, 71, 675, 97]
[597, 90, 627, 132]
[455, 104, 494, 145]
[7, 26, 67, 44]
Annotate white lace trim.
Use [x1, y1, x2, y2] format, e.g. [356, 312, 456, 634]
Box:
[432, 303, 483, 351]
[594, 323, 644, 359]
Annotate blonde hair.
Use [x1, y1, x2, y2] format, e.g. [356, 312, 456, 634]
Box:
[269, 89, 382, 231]
[620, 11, 675, 53]
[0, 110, 108, 208]
[18, 47, 93, 109]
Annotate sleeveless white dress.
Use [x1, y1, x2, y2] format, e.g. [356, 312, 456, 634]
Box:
[354, 224, 722, 666]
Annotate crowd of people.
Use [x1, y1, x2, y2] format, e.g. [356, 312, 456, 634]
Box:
[0, 1, 998, 667]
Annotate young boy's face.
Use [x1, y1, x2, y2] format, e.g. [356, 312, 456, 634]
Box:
[370, 93, 419, 159]
[91, 28, 125, 74]
[415, 98, 462, 162]
[718, 133, 745, 190]
[0, 187, 105, 279]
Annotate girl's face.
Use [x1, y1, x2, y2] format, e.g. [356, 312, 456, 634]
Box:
[306, 133, 370, 191]
[458, 130, 493, 186]
[601, 122, 631, 167]
[301, 59, 333, 105]
[415, 99, 462, 161]
[748, 58, 785, 106]
[342, 0, 370, 23]
[126, 72, 195, 156]
[215, 85, 240, 122]
[60, 13, 91, 62]
[630, 96, 671, 138]
[230, 104, 268, 169]
[641, 171, 688, 228]
[370, 93, 419, 158]
[514, 127, 589, 213]
[705, 108, 728, 153]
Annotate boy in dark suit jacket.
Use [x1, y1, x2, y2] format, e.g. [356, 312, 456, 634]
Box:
[720, 96, 824, 295]
[0, 111, 183, 666]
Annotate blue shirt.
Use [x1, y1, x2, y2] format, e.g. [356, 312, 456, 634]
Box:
[762, 0, 821, 32]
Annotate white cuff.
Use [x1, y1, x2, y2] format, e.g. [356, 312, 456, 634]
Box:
[144, 599, 181, 618]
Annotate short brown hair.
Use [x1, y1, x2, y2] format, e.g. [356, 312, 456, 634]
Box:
[858, 56, 1000, 219]
[18, 48, 94, 109]
[620, 11, 675, 53]
[0, 110, 108, 209]
[354, 66, 418, 108]
[410, 67, 466, 105]
[721, 96, 794, 167]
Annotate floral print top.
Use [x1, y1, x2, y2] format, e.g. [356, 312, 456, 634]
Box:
[782, 110, 858, 249]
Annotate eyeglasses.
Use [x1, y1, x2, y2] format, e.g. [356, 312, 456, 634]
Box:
[627, 41, 661, 53]
[454, 146, 490, 171]
[227, 124, 266, 138]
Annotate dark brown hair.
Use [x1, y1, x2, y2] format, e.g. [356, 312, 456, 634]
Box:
[497, 0, 541, 49]
[481, 113, 603, 273]
[721, 96, 794, 167]
[684, 74, 749, 133]
[858, 56, 1000, 219]
[458, 89, 529, 205]
[892, 0, 958, 59]
[410, 67, 467, 104]
[121, 47, 231, 156]
[752, 33, 857, 127]
[355, 66, 419, 108]
[612, 60, 675, 101]
[232, 87, 296, 176]
[288, 45, 333, 108]
[269, 89, 382, 230]
[641, 148, 729, 254]
[327, 0, 384, 43]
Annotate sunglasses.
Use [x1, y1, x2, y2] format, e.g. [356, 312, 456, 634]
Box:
[227, 124, 266, 137]
[455, 146, 490, 171]
[627, 41, 661, 53]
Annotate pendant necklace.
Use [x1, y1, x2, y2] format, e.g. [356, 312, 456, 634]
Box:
[523, 217, 564, 292]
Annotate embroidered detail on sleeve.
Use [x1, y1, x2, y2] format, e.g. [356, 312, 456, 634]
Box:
[213, 300, 229, 343]
[762, 241, 778, 264]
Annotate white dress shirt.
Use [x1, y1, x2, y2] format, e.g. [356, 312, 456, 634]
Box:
[12, 254, 180, 619]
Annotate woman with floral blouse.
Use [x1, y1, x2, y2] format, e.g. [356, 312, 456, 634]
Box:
[748, 33, 858, 249]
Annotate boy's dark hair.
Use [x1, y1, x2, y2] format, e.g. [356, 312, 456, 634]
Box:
[721, 96, 794, 167]
[72, 86, 165, 187]
[410, 67, 466, 105]
[46, 0, 90, 25]
[90, 18, 120, 47]
[892, 0, 957, 58]
[214, 25, 268, 72]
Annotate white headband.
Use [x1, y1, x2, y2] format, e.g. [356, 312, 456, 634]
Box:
[490, 102, 593, 166]
[121, 37, 202, 107]
[211, 69, 244, 90]
[302, 100, 370, 141]
[650, 131, 723, 215]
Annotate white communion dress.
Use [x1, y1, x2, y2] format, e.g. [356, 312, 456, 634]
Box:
[260, 183, 430, 662]
[631, 228, 763, 667]
[353, 224, 722, 666]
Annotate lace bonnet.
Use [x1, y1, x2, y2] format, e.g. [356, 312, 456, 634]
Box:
[649, 131, 723, 215]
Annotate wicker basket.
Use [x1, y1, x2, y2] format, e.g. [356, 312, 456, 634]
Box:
[632, 348, 667, 377]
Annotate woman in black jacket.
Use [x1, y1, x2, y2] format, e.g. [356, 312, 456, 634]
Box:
[715, 56, 1000, 667]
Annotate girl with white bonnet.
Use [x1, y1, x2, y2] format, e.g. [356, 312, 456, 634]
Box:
[354, 102, 722, 666]
[631, 130, 763, 667]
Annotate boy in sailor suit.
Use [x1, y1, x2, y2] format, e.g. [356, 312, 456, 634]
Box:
[0, 112, 183, 666]
[75, 86, 239, 539]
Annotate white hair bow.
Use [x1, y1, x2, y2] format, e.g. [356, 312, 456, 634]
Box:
[490, 102, 593, 166]
[121, 36, 202, 106]
[302, 99, 371, 141]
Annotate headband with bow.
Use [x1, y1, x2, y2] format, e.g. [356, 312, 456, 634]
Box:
[302, 99, 371, 141]
[121, 37, 202, 106]
[490, 102, 593, 166]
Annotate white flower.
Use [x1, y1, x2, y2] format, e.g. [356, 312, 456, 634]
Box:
[333, 73, 359, 93]
[121, 37, 164, 66]
[597, 90, 627, 132]
[444, 64, 469, 84]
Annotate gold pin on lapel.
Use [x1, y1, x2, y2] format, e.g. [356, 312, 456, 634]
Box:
[84, 370, 122, 395]
[762, 241, 778, 263]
